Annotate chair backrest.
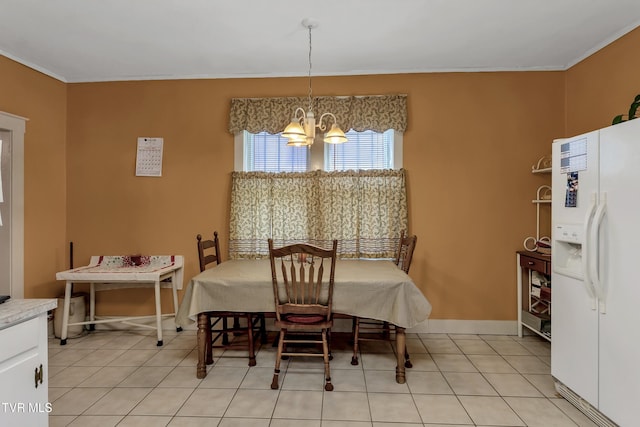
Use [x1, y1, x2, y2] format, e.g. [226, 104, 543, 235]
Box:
[394, 230, 417, 274]
[268, 239, 338, 322]
[197, 231, 222, 272]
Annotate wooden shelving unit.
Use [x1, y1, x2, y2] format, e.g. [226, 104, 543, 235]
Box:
[517, 251, 552, 341]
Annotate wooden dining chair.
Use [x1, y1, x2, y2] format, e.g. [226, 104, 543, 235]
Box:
[268, 239, 338, 391]
[351, 231, 417, 368]
[197, 231, 260, 366]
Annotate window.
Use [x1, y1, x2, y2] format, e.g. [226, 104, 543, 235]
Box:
[325, 129, 394, 171]
[243, 132, 308, 172]
[235, 129, 402, 172]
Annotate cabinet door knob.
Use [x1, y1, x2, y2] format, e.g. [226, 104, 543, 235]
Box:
[34, 364, 43, 388]
[528, 261, 534, 265]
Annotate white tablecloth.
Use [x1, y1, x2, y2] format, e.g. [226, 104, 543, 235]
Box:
[176, 259, 431, 329]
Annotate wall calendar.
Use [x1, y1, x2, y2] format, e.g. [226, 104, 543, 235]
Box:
[136, 137, 163, 177]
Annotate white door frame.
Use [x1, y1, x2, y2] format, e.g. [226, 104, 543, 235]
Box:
[0, 111, 26, 298]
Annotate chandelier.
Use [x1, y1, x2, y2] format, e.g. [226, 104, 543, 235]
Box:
[282, 19, 348, 147]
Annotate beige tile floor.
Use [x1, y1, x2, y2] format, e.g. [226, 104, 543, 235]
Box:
[46, 328, 598, 427]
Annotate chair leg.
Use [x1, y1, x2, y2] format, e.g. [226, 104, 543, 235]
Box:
[322, 329, 333, 391]
[246, 314, 256, 367]
[271, 329, 285, 389]
[222, 317, 230, 345]
[257, 313, 268, 344]
[349, 317, 356, 345]
[261, 314, 268, 344]
[351, 318, 360, 365]
[233, 316, 241, 336]
[404, 347, 412, 368]
[383, 321, 391, 340]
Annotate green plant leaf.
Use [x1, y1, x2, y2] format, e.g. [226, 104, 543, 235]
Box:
[629, 101, 640, 120]
[612, 114, 625, 125]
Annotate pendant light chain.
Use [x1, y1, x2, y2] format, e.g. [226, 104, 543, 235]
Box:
[307, 25, 313, 113]
[281, 19, 348, 146]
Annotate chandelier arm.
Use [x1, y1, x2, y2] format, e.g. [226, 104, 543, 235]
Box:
[316, 112, 337, 132]
[293, 107, 306, 122]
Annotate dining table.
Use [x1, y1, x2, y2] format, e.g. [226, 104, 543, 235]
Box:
[175, 258, 432, 383]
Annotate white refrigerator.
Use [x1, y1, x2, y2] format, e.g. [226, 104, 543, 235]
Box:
[551, 118, 640, 427]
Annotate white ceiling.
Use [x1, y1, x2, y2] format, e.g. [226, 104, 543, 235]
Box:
[2, 0, 640, 83]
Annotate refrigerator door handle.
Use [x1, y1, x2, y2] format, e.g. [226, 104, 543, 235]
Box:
[582, 193, 598, 308]
[590, 192, 607, 313]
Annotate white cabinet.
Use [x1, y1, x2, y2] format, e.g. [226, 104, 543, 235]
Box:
[0, 300, 55, 426]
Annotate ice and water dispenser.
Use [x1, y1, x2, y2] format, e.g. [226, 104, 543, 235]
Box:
[553, 223, 584, 280]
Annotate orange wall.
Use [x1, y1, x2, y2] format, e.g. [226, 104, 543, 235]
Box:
[0, 56, 67, 297]
[565, 28, 640, 136]
[64, 72, 563, 318]
[3, 26, 638, 321]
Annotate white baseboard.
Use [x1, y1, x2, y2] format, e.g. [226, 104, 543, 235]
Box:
[409, 319, 518, 335]
[309, 318, 517, 335]
[78, 316, 518, 336]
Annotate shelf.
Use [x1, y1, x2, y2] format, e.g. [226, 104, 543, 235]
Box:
[522, 322, 551, 342]
[532, 155, 552, 174]
[530, 296, 550, 314]
[520, 156, 552, 342]
[517, 252, 552, 342]
[532, 167, 552, 174]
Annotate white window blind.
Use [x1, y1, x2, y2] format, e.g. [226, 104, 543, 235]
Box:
[244, 131, 309, 172]
[240, 129, 398, 172]
[325, 130, 394, 171]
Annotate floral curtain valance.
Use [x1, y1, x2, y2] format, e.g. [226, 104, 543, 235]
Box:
[228, 95, 407, 135]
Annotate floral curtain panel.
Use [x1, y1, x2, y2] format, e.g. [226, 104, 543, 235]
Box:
[228, 95, 407, 134]
[229, 169, 408, 259]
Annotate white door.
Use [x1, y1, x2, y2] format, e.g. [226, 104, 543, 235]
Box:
[597, 119, 640, 426]
[0, 112, 25, 299]
[551, 130, 600, 226]
[551, 130, 600, 407]
[551, 273, 600, 406]
[0, 130, 10, 296]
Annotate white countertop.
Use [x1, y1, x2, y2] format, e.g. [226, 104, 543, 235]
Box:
[0, 298, 57, 330]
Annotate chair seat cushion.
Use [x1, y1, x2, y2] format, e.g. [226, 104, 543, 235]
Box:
[282, 314, 326, 324]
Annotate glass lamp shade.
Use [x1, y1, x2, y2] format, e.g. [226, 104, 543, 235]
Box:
[323, 124, 348, 144]
[282, 120, 306, 140]
[286, 134, 311, 147]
